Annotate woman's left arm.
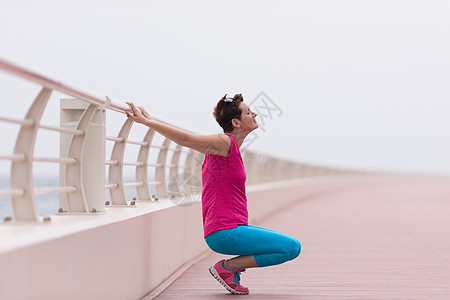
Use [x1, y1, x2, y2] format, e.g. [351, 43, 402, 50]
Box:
[126, 102, 231, 156]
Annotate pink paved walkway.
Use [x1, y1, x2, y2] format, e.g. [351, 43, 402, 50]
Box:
[154, 178, 450, 299]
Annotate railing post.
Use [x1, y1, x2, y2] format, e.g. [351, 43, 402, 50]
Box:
[108, 118, 133, 205]
[154, 138, 171, 198]
[168, 144, 182, 198]
[11, 87, 52, 221]
[192, 151, 204, 181]
[60, 98, 105, 213]
[136, 128, 155, 201]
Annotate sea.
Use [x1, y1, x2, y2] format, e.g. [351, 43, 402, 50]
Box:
[0, 176, 142, 220]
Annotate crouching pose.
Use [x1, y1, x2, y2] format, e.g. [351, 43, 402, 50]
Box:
[126, 93, 301, 295]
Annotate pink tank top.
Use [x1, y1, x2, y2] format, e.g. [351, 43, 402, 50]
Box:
[201, 134, 248, 237]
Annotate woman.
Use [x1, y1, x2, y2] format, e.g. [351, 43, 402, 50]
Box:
[126, 94, 301, 295]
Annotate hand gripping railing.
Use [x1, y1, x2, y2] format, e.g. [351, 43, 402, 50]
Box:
[0, 57, 360, 223]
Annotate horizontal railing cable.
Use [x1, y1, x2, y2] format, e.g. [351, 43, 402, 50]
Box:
[126, 140, 148, 147]
[105, 160, 119, 166]
[123, 182, 144, 187]
[105, 184, 119, 190]
[34, 186, 77, 196]
[123, 162, 144, 167]
[39, 124, 84, 136]
[33, 157, 77, 164]
[148, 163, 163, 168]
[0, 154, 26, 162]
[0, 189, 25, 198]
[150, 145, 168, 150]
[106, 136, 124, 143]
[0, 116, 34, 126]
[148, 181, 162, 186]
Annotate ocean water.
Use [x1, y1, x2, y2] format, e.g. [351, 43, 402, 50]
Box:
[0, 176, 144, 220]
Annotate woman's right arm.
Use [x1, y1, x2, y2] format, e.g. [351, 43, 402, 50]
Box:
[126, 102, 231, 156]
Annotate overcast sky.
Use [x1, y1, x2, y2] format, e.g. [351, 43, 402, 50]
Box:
[1, 0, 449, 176]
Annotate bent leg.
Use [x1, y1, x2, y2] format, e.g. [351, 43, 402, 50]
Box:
[205, 224, 301, 268]
[247, 224, 302, 259]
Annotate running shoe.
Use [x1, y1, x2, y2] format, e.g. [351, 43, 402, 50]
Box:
[209, 259, 249, 295]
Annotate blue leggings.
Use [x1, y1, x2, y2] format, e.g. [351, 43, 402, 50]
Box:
[205, 224, 301, 267]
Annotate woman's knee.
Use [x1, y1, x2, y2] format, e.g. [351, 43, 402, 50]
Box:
[285, 237, 301, 261]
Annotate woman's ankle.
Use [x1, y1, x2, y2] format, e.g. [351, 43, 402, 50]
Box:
[226, 259, 242, 270]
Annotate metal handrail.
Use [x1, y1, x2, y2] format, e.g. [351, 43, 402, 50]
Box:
[0, 58, 191, 130]
[0, 58, 117, 109]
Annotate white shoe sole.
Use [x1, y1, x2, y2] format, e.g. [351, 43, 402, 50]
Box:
[208, 266, 249, 295]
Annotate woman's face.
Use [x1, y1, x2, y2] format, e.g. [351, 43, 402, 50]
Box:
[237, 102, 258, 132]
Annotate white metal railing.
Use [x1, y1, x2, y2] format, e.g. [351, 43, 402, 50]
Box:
[0, 57, 361, 223]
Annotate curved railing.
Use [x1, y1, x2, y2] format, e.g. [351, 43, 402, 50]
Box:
[0, 57, 359, 223]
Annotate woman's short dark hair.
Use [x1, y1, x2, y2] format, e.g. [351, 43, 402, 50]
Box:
[213, 93, 244, 133]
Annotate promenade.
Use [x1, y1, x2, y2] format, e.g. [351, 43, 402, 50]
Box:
[152, 178, 450, 299]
